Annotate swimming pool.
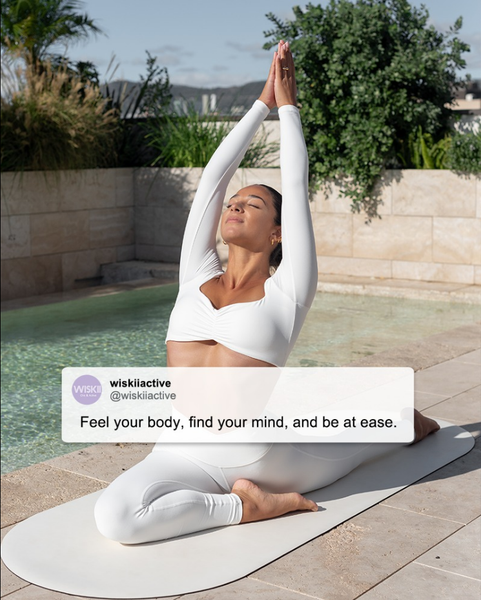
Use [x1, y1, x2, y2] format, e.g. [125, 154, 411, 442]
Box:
[1, 284, 479, 473]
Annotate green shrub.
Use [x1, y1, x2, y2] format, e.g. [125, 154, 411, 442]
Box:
[145, 105, 278, 168]
[1, 62, 119, 172]
[264, 0, 470, 219]
[445, 131, 481, 173]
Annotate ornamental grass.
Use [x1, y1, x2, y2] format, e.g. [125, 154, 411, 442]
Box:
[1, 61, 119, 172]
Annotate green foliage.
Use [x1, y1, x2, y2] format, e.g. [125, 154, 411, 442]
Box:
[398, 126, 451, 169]
[147, 107, 226, 168]
[103, 52, 172, 167]
[1, 61, 118, 171]
[0, 0, 111, 171]
[138, 52, 172, 118]
[145, 104, 278, 169]
[103, 53, 171, 121]
[242, 126, 279, 169]
[264, 0, 470, 218]
[49, 55, 101, 89]
[0, 50, 174, 172]
[445, 131, 481, 173]
[1, 0, 102, 70]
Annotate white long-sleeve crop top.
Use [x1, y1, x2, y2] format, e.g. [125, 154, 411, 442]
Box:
[165, 100, 318, 367]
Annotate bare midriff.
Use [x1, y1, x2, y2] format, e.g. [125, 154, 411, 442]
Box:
[166, 340, 275, 368]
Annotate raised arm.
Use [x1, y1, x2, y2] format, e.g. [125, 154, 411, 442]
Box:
[178, 100, 269, 284]
[272, 42, 318, 307]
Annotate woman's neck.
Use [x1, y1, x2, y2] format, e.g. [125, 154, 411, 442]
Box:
[222, 246, 271, 290]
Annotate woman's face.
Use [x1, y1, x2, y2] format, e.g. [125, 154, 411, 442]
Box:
[221, 185, 281, 250]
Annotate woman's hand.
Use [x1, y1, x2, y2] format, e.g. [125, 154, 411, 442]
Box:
[275, 40, 297, 108]
[258, 40, 297, 110]
[258, 52, 277, 110]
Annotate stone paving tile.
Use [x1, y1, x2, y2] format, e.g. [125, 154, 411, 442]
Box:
[415, 517, 481, 579]
[359, 561, 481, 600]
[251, 504, 460, 600]
[1, 464, 106, 528]
[2, 586, 183, 600]
[1, 526, 29, 597]
[349, 324, 481, 371]
[425, 324, 481, 352]
[414, 360, 480, 400]
[45, 443, 153, 483]
[179, 577, 321, 600]
[423, 386, 481, 436]
[452, 348, 481, 364]
[382, 443, 481, 524]
[414, 390, 446, 411]
[348, 340, 462, 370]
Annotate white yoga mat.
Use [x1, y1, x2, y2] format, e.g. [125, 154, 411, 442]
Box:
[1, 422, 474, 599]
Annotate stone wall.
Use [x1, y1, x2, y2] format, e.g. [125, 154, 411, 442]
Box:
[313, 171, 480, 285]
[1, 167, 480, 301]
[135, 168, 480, 286]
[1, 169, 135, 300]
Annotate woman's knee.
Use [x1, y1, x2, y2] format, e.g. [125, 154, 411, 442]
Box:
[94, 487, 140, 544]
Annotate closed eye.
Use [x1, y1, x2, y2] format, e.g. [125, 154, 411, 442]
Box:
[224, 203, 260, 209]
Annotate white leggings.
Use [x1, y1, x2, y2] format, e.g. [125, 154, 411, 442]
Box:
[94, 442, 397, 544]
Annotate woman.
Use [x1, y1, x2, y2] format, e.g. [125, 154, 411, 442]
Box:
[95, 42, 438, 544]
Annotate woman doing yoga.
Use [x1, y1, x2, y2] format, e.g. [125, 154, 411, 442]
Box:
[95, 42, 439, 544]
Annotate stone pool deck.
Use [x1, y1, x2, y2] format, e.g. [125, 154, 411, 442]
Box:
[1, 277, 480, 599]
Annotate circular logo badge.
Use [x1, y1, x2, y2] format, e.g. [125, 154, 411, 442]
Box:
[72, 375, 102, 405]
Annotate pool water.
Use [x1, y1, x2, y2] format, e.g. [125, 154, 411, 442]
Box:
[1, 284, 479, 473]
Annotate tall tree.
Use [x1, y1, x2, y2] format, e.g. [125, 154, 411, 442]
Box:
[1, 0, 102, 70]
[264, 0, 470, 218]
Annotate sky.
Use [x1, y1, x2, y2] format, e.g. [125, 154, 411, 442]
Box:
[60, 0, 481, 88]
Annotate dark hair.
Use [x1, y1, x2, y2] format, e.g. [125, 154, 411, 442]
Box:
[259, 184, 282, 269]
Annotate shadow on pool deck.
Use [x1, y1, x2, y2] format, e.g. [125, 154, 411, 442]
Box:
[1, 277, 480, 599]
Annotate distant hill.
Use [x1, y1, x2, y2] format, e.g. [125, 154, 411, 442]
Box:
[101, 80, 267, 117]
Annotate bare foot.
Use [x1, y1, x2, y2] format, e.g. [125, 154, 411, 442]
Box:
[231, 478, 318, 524]
[412, 409, 440, 444]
